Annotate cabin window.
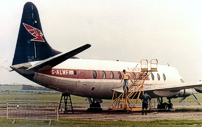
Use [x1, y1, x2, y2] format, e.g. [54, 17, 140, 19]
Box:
[138, 73, 142, 80]
[74, 70, 77, 75]
[118, 71, 122, 79]
[93, 70, 97, 79]
[132, 72, 136, 79]
[157, 73, 160, 81]
[102, 71, 106, 79]
[144, 72, 149, 80]
[110, 71, 114, 79]
[163, 73, 166, 81]
[151, 73, 154, 80]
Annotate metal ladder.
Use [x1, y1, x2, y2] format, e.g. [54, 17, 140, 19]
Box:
[58, 93, 74, 114]
[108, 59, 158, 112]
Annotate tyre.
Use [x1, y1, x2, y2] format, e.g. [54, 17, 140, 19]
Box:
[169, 103, 173, 109]
[157, 104, 162, 109]
[164, 104, 169, 111]
[95, 102, 101, 108]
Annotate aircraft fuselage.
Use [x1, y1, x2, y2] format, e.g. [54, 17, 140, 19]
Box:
[11, 58, 191, 99]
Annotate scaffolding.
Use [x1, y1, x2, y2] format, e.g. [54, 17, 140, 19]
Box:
[108, 59, 158, 112]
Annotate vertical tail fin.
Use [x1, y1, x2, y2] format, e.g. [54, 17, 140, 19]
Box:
[12, 2, 60, 65]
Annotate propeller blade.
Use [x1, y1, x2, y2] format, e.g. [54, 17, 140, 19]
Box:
[179, 97, 186, 103]
[191, 94, 200, 105]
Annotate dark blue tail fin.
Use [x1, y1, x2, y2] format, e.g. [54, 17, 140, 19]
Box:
[12, 2, 60, 65]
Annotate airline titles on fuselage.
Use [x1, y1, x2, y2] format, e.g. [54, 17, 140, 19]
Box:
[127, 67, 141, 72]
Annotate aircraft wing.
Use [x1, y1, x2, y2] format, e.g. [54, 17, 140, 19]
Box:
[27, 44, 91, 71]
[114, 81, 202, 93]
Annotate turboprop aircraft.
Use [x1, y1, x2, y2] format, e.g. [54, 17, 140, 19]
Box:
[11, 2, 202, 111]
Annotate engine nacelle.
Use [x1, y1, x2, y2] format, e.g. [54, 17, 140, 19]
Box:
[194, 81, 202, 93]
[178, 89, 193, 97]
[153, 89, 193, 98]
[194, 87, 202, 93]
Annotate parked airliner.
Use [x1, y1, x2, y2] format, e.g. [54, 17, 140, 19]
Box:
[10, 2, 202, 111]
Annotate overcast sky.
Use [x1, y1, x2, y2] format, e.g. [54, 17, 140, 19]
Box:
[0, 0, 202, 85]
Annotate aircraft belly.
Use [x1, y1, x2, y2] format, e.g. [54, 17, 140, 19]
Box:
[76, 80, 116, 99]
[33, 73, 116, 99]
[33, 73, 77, 93]
[153, 90, 179, 97]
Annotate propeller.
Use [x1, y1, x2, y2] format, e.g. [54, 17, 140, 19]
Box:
[179, 93, 200, 105]
[191, 93, 200, 105]
[179, 97, 186, 103]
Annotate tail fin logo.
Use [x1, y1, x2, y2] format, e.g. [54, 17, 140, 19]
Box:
[23, 23, 45, 42]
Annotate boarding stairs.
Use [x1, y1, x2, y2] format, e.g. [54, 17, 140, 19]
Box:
[108, 59, 158, 112]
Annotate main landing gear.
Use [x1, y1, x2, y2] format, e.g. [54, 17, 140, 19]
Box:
[157, 97, 173, 111]
[87, 98, 103, 112]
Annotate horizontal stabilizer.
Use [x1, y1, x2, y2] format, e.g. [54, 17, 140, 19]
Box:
[27, 44, 91, 71]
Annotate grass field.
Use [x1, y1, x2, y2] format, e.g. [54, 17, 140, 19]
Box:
[1, 94, 202, 126]
[0, 94, 112, 104]
[0, 93, 202, 105]
[0, 117, 202, 127]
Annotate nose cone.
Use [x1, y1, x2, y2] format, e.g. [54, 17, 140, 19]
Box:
[10, 63, 35, 79]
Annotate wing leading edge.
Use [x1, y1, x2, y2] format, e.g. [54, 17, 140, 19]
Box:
[114, 82, 202, 93]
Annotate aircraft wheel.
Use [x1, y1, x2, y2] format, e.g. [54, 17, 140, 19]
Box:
[164, 103, 170, 111]
[170, 103, 173, 109]
[88, 102, 102, 112]
[157, 104, 162, 110]
[168, 103, 173, 109]
[158, 103, 170, 111]
[157, 104, 163, 112]
[90, 102, 101, 108]
[94, 102, 101, 108]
